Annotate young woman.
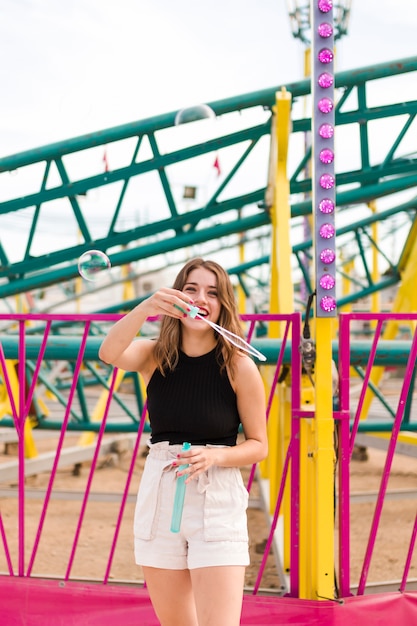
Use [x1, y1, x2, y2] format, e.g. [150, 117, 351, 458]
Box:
[99, 258, 268, 626]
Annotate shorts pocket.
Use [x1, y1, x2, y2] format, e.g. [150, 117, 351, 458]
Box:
[134, 456, 170, 541]
[203, 466, 249, 542]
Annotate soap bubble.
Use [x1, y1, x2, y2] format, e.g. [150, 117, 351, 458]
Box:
[174, 103, 216, 126]
[78, 250, 111, 281]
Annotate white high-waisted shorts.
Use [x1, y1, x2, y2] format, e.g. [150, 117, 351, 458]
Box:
[133, 441, 250, 570]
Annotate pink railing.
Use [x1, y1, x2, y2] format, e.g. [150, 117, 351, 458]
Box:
[337, 312, 417, 596]
[0, 312, 302, 591]
[1, 311, 416, 598]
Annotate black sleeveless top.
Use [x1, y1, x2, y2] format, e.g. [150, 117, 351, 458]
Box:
[146, 348, 240, 446]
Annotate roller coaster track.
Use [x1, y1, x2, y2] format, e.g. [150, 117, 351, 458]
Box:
[0, 56, 416, 309]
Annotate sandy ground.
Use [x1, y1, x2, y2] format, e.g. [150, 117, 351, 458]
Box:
[1, 431, 416, 594]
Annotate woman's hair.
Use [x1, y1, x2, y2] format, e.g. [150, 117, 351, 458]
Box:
[153, 258, 244, 375]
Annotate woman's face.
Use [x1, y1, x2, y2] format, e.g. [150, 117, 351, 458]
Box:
[182, 267, 221, 325]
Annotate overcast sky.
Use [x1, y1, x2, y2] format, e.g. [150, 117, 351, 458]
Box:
[1, 0, 417, 157]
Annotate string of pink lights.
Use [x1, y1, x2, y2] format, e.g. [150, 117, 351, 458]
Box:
[313, 0, 337, 315]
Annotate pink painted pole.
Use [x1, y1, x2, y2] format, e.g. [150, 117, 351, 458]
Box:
[252, 436, 294, 595]
[289, 312, 302, 598]
[337, 313, 352, 597]
[23, 320, 52, 418]
[17, 320, 26, 576]
[349, 318, 383, 454]
[246, 318, 291, 493]
[400, 512, 417, 592]
[103, 399, 148, 584]
[0, 513, 14, 575]
[357, 324, 417, 594]
[26, 322, 91, 576]
[65, 364, 119, 580]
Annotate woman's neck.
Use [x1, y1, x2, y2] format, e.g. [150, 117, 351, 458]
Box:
[180, 330, 217, 357]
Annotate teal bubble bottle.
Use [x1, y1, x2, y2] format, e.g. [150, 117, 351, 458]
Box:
[170, 442, 191, 533]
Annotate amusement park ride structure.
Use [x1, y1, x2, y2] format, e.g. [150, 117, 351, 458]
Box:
[1, 1, 417, 624]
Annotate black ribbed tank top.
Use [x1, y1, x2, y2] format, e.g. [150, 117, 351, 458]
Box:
[146, 348, 240, 446]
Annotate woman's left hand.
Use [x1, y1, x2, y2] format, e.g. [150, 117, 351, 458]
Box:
[174, 447, 219, 483]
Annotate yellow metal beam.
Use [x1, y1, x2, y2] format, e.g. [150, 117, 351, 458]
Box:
[270, 87, 293, 322]
[370, 201, 381, 316]
[312, 317, 335, 599]
[0, 360, 38, 458]
[262, 87, 294, 569]
[265, 89, 292, 427]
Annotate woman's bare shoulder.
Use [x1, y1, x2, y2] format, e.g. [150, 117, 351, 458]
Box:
[228, 352, 262, 389]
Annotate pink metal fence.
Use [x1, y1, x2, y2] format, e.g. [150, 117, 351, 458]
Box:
[0, 312, 302, 592]
[1, 310, 417, 606]
[337, 312, 417, 597]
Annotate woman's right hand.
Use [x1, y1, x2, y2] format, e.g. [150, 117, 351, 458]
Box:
[142, 287, 194, 319]
[98, 287, 194, 371]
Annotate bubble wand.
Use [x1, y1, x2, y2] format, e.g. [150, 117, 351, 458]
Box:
[175, 305, 266, 362]
[171, 441, 191, 533]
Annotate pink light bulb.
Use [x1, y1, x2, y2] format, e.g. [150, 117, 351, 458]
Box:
[318, 22, 333, 38]
[318, 97, 333, 113]
[320, 173, 335, 189]
[319, 123, 334, 138]
[320, 148, 334, 164]
[320, 295, 337, 312]
[318, 0, 333, 12]
[318, 48, 334, 64]
[319, 223, 335, 239]
[318, 198, 334, 214]
[320, 248, 336, 264]
[318, 72, 334, 88]
[319, 274, 336, 290]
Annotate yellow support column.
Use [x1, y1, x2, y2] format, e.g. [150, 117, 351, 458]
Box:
[265, 87, 294, 573]
[312, 318, 335, 599]
[298, 383, 315, 598]
[122, 261, 136, 302]
[370, 201, 381, 317]
[0, 360, 38, 458]
[24, 418, 38, 459]
[299, 325, 335, 601]
[270, 87, 293, 324]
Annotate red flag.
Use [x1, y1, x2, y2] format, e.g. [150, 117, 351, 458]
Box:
[213, 155, 221, 176]
[103, 149, 109, 172]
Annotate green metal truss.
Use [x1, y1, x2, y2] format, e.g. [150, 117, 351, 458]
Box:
[0, 56, 416, 308]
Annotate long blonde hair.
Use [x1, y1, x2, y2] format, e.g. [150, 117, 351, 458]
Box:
[153, 258, 244, 375]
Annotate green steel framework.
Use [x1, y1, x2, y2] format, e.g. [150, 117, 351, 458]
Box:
[0, 56, 416, 308]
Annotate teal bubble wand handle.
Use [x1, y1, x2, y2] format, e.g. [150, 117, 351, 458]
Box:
[170, 442, 191, 533]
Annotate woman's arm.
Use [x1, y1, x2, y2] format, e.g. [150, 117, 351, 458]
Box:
[231, 354, 268, 464]
[98, 287, 194, 372]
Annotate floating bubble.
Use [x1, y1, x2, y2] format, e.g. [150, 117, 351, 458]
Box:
[175, 103, 216, 126]
[78, 250, 111, 281]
